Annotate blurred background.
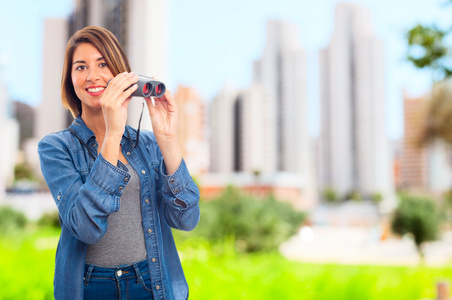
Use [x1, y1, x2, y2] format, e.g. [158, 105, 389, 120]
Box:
[2, 0, 452, 299]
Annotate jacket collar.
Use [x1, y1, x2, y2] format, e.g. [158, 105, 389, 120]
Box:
[69, 116, 138, 144]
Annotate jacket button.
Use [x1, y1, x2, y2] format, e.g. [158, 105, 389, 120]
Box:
[145, 199, 150, 204]
[124, 177, 129, 182]
[142, 170, 146, 174]
[148, 229, 152, 233]
[119, 187, 123, 191]
[156, 285, 160, 290]
[152, 258, 156, 262]
[126, 152, 131, 156]
[174, 188, 179, 193]
[170, 179, 175, 183]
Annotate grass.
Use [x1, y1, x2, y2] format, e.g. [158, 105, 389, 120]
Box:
[1, 229, 452, 299]
[178, 238, 452, 300]
[0, 227, 58, 300]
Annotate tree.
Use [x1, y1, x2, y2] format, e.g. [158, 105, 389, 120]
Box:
[406, 5, 452, 193]
[391, 195, 440, 262]
[406, 24, 451, 82]
[416, 80, 452, 147]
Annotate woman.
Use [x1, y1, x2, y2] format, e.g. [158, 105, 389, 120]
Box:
[38, 26, 200, 300]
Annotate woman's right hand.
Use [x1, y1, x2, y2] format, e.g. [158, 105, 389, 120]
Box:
[99, 71, 138, 166]
[100, 71, 139, 138]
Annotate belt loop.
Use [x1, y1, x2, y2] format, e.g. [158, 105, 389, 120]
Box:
[133, 263, 141, 284]
[84, 265, 94, 286]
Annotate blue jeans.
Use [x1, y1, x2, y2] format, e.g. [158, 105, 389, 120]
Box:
[84, 259, 154, 300]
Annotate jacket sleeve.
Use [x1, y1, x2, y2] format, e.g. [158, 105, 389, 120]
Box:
[159, 158, 200, 232]
[38, 133, 131, 244]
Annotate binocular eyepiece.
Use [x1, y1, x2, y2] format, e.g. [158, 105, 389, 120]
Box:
[107, 75, 166, 98]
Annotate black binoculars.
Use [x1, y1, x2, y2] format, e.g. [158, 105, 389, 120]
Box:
[108, 75, 166, 98]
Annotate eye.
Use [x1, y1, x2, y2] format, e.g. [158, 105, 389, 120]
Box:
[75, 65, 86, 71]
[100, 62, 108, 68]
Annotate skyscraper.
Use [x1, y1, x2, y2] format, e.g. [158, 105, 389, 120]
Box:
[209, 19, 311, 176]
[253, 19, 309, 175]
[399, 94, 429, 191]
[236, 83, 271, 174]
[173, 86, 209, 175]
[319, 3, 393, 199]
[207, 20, 316, 208]
[0, 63, 19, 198]
[400, 93, 452, 193]
[36, 18, 70, 141]
[209, 85, 236, 173]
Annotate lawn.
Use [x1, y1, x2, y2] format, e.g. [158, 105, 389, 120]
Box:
[1, 228, 451, 300]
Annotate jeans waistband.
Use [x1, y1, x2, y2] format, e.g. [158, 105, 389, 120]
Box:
[84, 259, 148, 285]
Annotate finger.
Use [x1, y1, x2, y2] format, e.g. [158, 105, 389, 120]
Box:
[105, 73, 139, 102]
[108, 72, 138, 93]
[122, 83, 138, 99]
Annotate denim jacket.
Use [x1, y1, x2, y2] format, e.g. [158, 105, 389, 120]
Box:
[38, 116, 200, 300]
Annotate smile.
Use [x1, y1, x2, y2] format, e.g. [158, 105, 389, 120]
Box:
[86, 87, 105, 93]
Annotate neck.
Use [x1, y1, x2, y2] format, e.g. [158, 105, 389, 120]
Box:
[81, 108, 106, 139]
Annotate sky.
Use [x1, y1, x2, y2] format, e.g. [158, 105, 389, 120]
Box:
[0, 0, 451, 139]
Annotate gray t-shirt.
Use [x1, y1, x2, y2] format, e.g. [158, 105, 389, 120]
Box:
[85, 163, 147, 267]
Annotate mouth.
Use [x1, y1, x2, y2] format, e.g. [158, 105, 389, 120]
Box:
[85, 86, 106, 96]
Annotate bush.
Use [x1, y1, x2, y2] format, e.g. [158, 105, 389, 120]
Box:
[391, 195, 440, 260]
[14, 162, 37, 182]
[344, 190, 362, 202]
[38, 210, 60, 228]
[0, 205, 27, 236]
[187, 186, 306, 253]
[322, 187, 339, 203]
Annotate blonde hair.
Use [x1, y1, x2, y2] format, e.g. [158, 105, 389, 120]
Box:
[61, 26, 131, 117]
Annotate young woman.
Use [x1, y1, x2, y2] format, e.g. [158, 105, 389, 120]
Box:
[38, 26, 200, 300]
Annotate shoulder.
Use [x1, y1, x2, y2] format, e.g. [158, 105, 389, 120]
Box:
[38, 129, 74, 153]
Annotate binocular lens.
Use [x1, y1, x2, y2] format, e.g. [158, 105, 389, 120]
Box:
[143, 83, 151, 96]
[155, 84, 164, 96]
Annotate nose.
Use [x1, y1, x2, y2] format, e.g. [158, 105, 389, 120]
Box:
[86, 67, 100, 82]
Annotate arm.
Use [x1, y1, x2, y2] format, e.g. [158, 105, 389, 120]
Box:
[159, 157, 200, 231]
[145, 88, 200, 230]
[38, 133, 130, 244]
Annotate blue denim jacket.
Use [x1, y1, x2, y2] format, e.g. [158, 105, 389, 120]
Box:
[38, 117, 200, 300]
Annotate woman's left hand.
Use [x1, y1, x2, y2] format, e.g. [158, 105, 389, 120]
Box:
[146, 88, 182, 175]
[145, 88, 178, 140]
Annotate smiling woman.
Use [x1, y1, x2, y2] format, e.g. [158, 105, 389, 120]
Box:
[37, 26, 200, 300]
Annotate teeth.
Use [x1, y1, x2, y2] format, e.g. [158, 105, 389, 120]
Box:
[87, 87, 105, 93]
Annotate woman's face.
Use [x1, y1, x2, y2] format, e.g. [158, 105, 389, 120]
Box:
[71, 42, 114, 111]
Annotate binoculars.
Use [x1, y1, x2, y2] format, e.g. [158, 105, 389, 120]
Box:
[108, 75, 166, 98]
[132, 75, 166, 98]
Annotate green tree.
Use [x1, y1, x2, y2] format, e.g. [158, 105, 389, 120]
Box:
[406, 3, 452, 197]
[391, 195, 440, 262]
[189, 186, 306, 253]
[406, 24, 451, 81]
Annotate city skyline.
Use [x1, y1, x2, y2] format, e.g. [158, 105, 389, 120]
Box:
[0, 0, 450, 140]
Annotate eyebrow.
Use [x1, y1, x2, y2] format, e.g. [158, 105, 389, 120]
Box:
[73, 57, 106, 65]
